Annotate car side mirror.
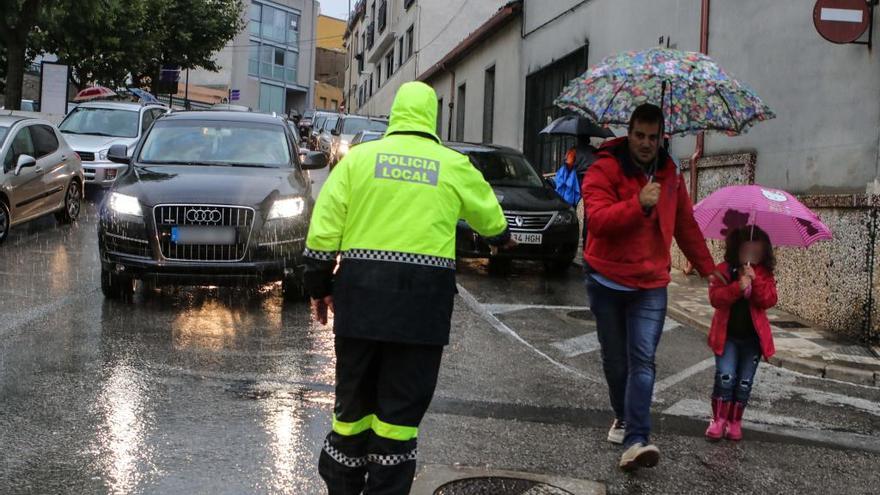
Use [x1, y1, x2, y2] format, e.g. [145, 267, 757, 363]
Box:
[107, 144, 130, 164]
[14, 154, 37, 175]
[302, 151, 328, 170]
[331, 128, 340, 136]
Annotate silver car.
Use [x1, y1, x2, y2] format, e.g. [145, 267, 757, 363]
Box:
[328, 116, 388, 165]
[317, 114, 340, 158]
[59, 101, 168, 188]
[0, 115, 84, 243]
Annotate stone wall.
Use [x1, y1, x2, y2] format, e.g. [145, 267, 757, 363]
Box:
[673, 154, 879, 344]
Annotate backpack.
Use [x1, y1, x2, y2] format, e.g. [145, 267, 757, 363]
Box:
[554, 163, 581, 206]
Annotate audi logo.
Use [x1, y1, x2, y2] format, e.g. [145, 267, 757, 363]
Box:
[185, 208, 223, 223]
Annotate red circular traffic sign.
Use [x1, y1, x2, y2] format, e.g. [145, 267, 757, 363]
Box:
[813, 0, 871, 44]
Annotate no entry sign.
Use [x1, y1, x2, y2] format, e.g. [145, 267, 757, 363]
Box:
[813, 0, 871, 44]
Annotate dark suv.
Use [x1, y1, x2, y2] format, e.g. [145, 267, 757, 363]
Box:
[97, 111, 327, 299]
[449, 142, 579, 274]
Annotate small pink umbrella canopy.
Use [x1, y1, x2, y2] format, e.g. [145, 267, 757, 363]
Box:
[74, 85, 117, 102]
[694, 185, 832, 247]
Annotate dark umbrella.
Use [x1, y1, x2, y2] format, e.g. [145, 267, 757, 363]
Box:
[540, 115, 615, 138]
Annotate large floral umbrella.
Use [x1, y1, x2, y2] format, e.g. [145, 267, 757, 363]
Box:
[554, 48, 775, 136]
[74, 85, 117, 102]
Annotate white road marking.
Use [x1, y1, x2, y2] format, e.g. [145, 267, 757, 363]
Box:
[484, 303, 590, 315]
[456, 284, 600, 383]
[551, 319, 682, 359]
[653, 357, 715, 394]
[663, 398, 825, 429]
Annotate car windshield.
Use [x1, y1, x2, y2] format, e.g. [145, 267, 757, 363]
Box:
[59, 107, 139, 138]
[138, 121, 291, 168]
[0, 126, 8, 148]
[313, 116, 326, 131]
[324, 116, 339, 131]
[303, 110, 315, 119]
[359, 132, 381, 144]
[468, 151, 544, 188]
[342, 117, 373, 135]
[369, 120, 389, 132]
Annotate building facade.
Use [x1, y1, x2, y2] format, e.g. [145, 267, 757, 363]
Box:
[189, 0, 318, 114]
[342, 0, 508, 117]
[314, 14, 346, 110]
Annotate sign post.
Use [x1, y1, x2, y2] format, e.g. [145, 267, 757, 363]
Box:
[813, 0, 874, 47]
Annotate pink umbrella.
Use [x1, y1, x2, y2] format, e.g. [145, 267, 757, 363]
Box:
[694, 185, 832, 247]
[74, 85, 117, 102]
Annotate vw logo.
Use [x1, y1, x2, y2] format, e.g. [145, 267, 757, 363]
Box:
[186, 208, 222, 223]
[514, 216, 524, 227]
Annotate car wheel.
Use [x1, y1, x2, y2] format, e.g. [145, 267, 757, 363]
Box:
[55, 179, 82, 224]
[101, 268, 134, 300]
[282, 273, 308, 302]
[0, 200, 10, 244]
[544, 257, 573, 276]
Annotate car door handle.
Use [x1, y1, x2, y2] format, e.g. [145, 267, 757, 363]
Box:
[34, 167, 43, 174]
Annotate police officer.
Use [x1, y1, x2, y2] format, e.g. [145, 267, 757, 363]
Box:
[304, 81, 512, 494]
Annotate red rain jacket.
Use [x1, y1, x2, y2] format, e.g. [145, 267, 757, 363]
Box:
[582, 137, 715, 289]
[708, 262, 778, 359]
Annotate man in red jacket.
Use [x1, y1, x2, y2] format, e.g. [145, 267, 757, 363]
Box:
[582, 103, 718, 471]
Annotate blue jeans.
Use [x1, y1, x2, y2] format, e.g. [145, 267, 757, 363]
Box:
[713, 338, 761, 405]
[585, 274, 667, 448]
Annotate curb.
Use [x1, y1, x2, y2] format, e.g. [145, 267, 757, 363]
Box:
[665, 305, 880, 388]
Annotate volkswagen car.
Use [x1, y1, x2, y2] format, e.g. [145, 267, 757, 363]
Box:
[449, 143, 579, 274]
[59, 101, 168, 188]
[97, 111, 327, 299]
[0, 115, 84, 243]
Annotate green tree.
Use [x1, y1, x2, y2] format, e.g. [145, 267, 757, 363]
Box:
[0, 0, 43, 110]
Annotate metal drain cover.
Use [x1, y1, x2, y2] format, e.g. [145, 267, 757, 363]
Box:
[434, 477, 574, 495]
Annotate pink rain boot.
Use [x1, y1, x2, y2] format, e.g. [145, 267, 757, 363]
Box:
[704, 398, 730, 441]
[726, 402, 746, 441]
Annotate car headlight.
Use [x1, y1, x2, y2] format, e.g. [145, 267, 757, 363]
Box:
[268, 197, 305, 220]
[98, 148, 110, 161]
[338, 141, 350, 155]
[108, 192, 142, 217]
[553, 210, 577, 225]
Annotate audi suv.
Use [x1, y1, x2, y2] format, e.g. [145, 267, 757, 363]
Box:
[449, 143, 579, 274]
[97, 111, 327, 299]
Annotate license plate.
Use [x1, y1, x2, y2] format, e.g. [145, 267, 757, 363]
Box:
[511, 232, 543, 245]
[171, 226, 236, 245]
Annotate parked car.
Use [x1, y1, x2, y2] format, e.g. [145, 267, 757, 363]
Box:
[0, 115, 84, 243]
[97, 111, 328, 300]
[0, 99, 39, 112]
[309, 111, 334, 150]
[59, 101, 169, 188]
[328, 116, 389, 166]
[448, 142, 579, 274]
[350, 130, 384, 148]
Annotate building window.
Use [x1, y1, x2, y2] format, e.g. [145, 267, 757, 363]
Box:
[249, 3, 261, 35]
[253, 44, 297, 83]
[406, 26, 414, 60]
[259, 83, 285, 114]
[320, 97, 328, 109]
[377, 63, 382, 87]
[455, 83, 466, 141]
[331, 99, 338, 109]
[385, 50, 394, 77]
[405, 0, 416, 9]
[436, 97, 443, 136]
[483, 66, 495, 143]
[398, 37, 404, 67]
[378, 1, 387, 34]
[254, 3, 299, 48]
[369, 74, 373, 97]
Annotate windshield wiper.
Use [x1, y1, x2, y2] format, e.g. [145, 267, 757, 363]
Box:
[140, 160, 213, 166]
[65, 131, 123, 137]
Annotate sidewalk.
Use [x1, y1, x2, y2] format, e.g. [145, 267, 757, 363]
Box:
[667, 272, 880, 387]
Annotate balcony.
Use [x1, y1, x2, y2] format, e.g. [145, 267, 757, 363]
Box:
[378, 1, 387, 33]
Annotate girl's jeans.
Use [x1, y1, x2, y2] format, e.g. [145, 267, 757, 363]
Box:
[713, 337, 762, 405]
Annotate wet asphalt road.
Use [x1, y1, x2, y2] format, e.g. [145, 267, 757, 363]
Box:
[1, 178, 879, 494]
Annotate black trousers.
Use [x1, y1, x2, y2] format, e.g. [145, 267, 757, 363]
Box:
[319, 337, 444, 495]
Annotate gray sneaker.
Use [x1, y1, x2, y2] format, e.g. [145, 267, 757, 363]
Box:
[607, 419, 626, 444]
[618, 443, 660, 471]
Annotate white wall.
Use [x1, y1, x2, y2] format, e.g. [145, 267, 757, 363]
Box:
[427, 18, 523, 147]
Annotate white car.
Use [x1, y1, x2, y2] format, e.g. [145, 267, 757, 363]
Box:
[0, 115, 84, 243]
[59, 101, 168, 188]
